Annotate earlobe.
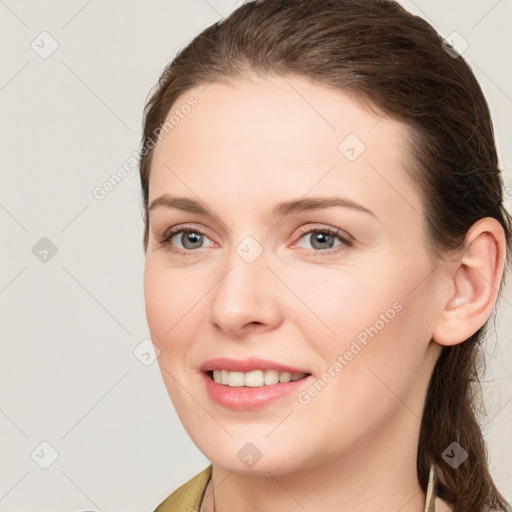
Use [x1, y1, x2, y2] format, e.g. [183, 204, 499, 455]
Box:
[432, 217, 506, 347]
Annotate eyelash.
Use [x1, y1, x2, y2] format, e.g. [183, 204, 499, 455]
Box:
[157, 223, 354, 257]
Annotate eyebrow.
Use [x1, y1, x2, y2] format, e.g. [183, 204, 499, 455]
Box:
[148, 194, 377, 219]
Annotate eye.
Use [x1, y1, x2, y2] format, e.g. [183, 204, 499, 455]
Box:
[295, 226, 354, 254]
[156, 223, 354, 257]
[157, 224, 215, 255]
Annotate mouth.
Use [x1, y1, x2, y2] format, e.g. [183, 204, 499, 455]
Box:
[199, 357, 314, 408]
[202, 369, 314, 410]
[205, 369, 312, 388]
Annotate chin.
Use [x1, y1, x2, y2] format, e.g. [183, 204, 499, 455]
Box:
[205, 448, 311, 477]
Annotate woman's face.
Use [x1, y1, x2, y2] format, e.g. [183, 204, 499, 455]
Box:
[144, 75, 445, 474]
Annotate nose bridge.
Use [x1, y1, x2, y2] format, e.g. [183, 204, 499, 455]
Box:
[219, 231, 270, 304]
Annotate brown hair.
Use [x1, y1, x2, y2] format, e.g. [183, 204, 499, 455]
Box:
[138, 1, 512, 510]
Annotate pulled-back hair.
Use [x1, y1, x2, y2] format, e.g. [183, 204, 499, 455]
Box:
[138, 1, 512, 510]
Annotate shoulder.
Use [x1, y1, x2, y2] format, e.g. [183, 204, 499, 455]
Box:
[153, 465, 213, 512]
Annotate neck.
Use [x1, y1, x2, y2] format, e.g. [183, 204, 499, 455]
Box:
[207, 405, 428, 512]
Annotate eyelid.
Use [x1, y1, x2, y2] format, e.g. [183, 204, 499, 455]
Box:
[291, 224, 354, 254]
[294, 224, 353, 243]
[158, 223, 216, 247]
[160, 223, 209, 240]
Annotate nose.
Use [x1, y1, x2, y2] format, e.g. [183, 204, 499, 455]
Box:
[208, 243, 283, 337]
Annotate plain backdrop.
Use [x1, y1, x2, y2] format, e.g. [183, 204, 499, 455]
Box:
[0, 1, 511, 511]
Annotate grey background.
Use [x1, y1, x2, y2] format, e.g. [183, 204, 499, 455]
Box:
[0, 1, 511, 510]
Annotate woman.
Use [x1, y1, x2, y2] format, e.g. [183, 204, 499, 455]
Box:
[139, 1, 512, 511]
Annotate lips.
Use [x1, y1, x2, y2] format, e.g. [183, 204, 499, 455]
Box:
[201, 370, 313, 409]
[199, 357, 311, 375]
[199, 357, 313, 409]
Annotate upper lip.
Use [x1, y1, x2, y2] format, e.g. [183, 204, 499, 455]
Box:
[200, 357, 311, 374]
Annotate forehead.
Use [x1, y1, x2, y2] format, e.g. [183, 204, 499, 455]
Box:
[149, 75, 423, 226]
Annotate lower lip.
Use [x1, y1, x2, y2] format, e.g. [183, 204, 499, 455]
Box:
[202, 372, 313, 410]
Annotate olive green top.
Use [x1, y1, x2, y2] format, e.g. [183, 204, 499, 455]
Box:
[154, 465, 213, 512]
[153, 464, 437, 512]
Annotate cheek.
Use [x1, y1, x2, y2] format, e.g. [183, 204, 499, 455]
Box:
[298, 267, 399, 350]
[143, 263, 171, 340]
[144, 263, 198, 412]
[305, 264, 428, 399]
[143, 259, 200, 340]
[143, 263, 195, 372]
[296, 303, 424, 456]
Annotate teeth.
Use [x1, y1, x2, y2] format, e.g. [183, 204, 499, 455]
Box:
[228, 371, 245, 387]
[211, 369, 308, 387]
[279, 372, 291, 383]
[264, 370, 279, 385]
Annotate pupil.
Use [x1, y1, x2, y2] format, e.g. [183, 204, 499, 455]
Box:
[313, 232, 333, 249]
[183, 232, 202, 249]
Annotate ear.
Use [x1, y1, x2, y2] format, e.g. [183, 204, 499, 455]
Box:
[432, 217, 507, 346]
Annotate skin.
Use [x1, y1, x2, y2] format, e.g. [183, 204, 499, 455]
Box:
[143, 74, 506, 512]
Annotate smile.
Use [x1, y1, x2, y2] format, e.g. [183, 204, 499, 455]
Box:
[210, 369, 309, 387]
